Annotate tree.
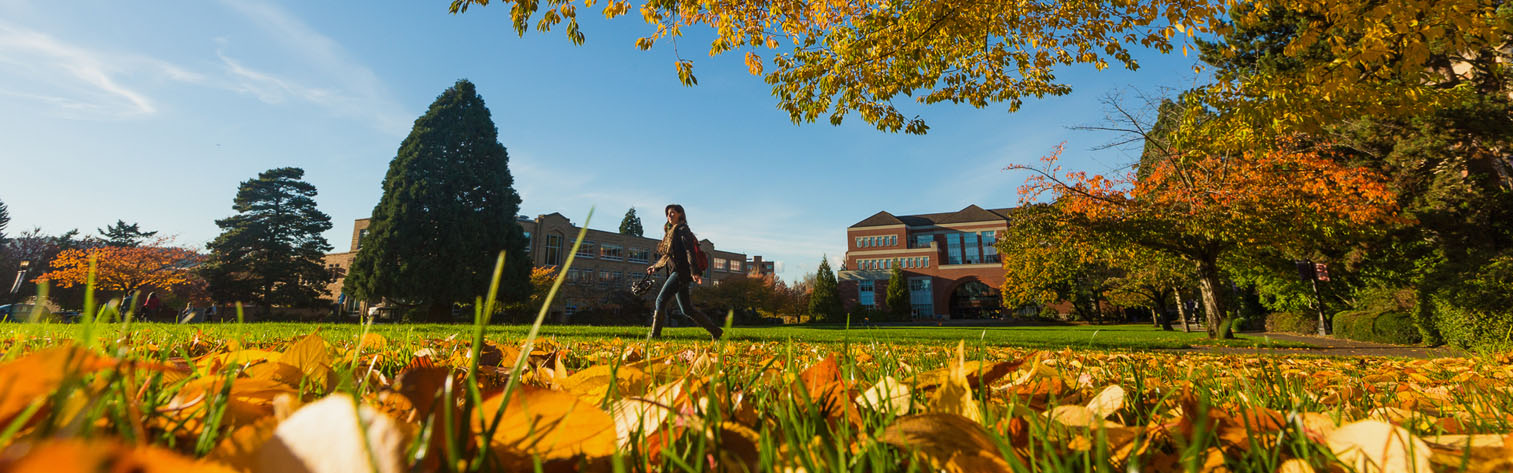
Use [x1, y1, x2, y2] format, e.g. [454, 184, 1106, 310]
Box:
[202, 168, 336, 310]
[1013, 133, 1398, 338]
[344, 79, 531, 322]
[997, 204, 1123, 323]
[449, 0, 1221, 134]
[97, 220, 157, 247]
[36, 244, 201, 300]
[619, 207, 644, 237]
[808, 257, 842, 322]
[0, 197, 10, 243]
[884, 261, 909, 320]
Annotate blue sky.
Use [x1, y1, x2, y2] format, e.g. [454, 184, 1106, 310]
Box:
[0, 0, 1206, 282]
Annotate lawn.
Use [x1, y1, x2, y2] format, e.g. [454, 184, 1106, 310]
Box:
[0, 319, 1504, 472]
[0, 321, 1300, 351]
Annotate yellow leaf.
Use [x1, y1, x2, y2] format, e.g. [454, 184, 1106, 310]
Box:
[1085, 385, 1126, 419]
[562, 365, 650, 403]
[1276, 459, 1317, 473]
[0, 345, 114, 426]
[612, 380, 682, 449]
[253, 394, 407, 473]
[475, 386, 616, 469]
[856, 376, 911, 414]
[1326, 420, 1433, 473]
[2, 438, 239, 473]
[879, 413, 1012, 473]
[928, 341, 982, 422]
[280, 333, 333, 391]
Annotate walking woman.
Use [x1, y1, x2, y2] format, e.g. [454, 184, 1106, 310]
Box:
[645, 204, 724, 340]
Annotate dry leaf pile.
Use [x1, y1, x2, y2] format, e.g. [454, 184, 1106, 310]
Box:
[0, 330, 1510, 472]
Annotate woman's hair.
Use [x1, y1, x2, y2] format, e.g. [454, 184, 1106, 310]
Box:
[664, 204, 688, 230]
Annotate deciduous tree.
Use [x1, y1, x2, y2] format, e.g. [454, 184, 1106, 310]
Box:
[448, 0, 1223, 134]
[202, 168, 336, 310]
[344, 79, 531, 321]
[36, 243, 201, 300]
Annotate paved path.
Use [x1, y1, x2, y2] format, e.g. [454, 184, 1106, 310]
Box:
[1180, 332, 1465, 359]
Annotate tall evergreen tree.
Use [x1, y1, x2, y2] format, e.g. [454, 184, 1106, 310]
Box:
[0, 197, 10, 243]
[808, 256, 843, 322]
[344, 79, 531, 321]
[203, 167, 335, 309]
[619, 207, 644, 237]
[98, 220, 157, 247]
[885, 260, 909, 320]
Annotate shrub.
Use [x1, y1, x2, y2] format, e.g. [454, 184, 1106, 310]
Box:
[1333, 309, 1421, 345]
[1265, 311, 1316, 334]
[1427, 256, 1513, 351]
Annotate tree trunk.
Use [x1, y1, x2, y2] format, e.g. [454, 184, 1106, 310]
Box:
[1154, 291, 1173, 331]
[1173, 285, 1191, 333]
[427, 302, 451, 322]
[1195, 258, 1233, 339]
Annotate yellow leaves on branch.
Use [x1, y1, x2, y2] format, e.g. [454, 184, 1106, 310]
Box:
[448, 0, 1225, 134]
[36, 244, 201, 294]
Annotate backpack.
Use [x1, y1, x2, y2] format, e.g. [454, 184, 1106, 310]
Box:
[687, 229, 710, 273]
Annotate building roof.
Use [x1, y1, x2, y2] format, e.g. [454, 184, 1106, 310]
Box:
[849, 205, 1015, 228]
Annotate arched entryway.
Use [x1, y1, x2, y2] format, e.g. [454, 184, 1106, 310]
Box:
[948, 279, 1001, 319]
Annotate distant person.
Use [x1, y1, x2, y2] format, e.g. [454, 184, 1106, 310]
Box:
[142, 292, 161, 320]
[206, 304, 218, 321]
[645, 204, 723, 340]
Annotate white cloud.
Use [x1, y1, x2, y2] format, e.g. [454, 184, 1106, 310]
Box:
[0, 21, 187, 118]
[216, 0, 410, 135]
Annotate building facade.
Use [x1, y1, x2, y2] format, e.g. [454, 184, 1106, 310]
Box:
[836, 205, 1012, 319]
[325, 214, 764, 319]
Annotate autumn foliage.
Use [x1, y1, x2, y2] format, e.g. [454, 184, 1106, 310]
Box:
[35, 243, 202, 297]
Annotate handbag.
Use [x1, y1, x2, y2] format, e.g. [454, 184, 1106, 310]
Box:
[630, 273, 656, 296]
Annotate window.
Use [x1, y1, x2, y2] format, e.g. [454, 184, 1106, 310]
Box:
[600, 243, 623, 261]
[577, 241, 597, 259]
[856, 237, 864, 248]
[357, 229, 370, 250]
[565, 300, 578, 315]
[889, 235, 897, 246]
[730, 260, 741, 272]
[522, 231, 532, 256]
[964, 232, 981, 264]
[628, 248, 651, 263]
[947, 233, 963, 265]
[922, 256, 930, 268]
[859, 280, 875, 306]
[909, 278, 932, 317]
[544, 234, 563, 265]
[914, 234, 932, 248]
[599, 270, 615, 286]
[982, 231, 999, 263]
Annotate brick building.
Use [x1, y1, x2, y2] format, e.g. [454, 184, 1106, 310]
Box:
[836, 205, 1013, 319]
[325, 214, 764, 319]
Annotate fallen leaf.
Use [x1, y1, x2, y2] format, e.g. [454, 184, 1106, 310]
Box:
[2, 438, 238, 473]
[1327, 420, 1433, 473]
[879, 413, 1011, 473]
[475, 386, 616, 470]
[928, 342, 982, 423]
[857, 376, 911, 415]
[253, 393, 407, 473]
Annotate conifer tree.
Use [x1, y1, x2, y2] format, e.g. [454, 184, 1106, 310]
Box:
[885, 260, 909, 320]
[808, 256, 843, 322]
[619, 207, 644, 237]
[203, 167, 335, 309]
[344, 79, 530, 321]
[0, 198, 9, 243]
[98, 220, 157, 247]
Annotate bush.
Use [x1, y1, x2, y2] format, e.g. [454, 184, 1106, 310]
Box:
[1265, 311, 1317, 334]
[1427, 256, 1513, 351]
[1333, 309, 1421, 345]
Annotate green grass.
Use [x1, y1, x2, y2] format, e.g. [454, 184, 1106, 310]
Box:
[0, 321, 1304, 351]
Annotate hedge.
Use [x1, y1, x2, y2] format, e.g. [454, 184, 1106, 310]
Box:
[1265, 311, 1317, 334]
[1333, 309, 1421, 345]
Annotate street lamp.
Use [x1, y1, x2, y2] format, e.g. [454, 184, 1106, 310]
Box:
[9, 260, 30, 305]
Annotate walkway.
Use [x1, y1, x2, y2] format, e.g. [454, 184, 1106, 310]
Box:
[1184, 332, 1465, 359]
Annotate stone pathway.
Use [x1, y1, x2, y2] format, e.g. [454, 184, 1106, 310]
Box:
[1179, 332, 1466, 359]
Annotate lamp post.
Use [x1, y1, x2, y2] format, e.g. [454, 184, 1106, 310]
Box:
[9, 260, 30, 306]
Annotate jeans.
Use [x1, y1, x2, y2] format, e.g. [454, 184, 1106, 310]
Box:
[649, 271, 720, 337]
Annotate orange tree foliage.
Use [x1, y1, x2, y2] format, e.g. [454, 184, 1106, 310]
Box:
[35, 244, 203, 298]
[1012, 138, 1397, 338]
[448, 0, 1225, 134]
